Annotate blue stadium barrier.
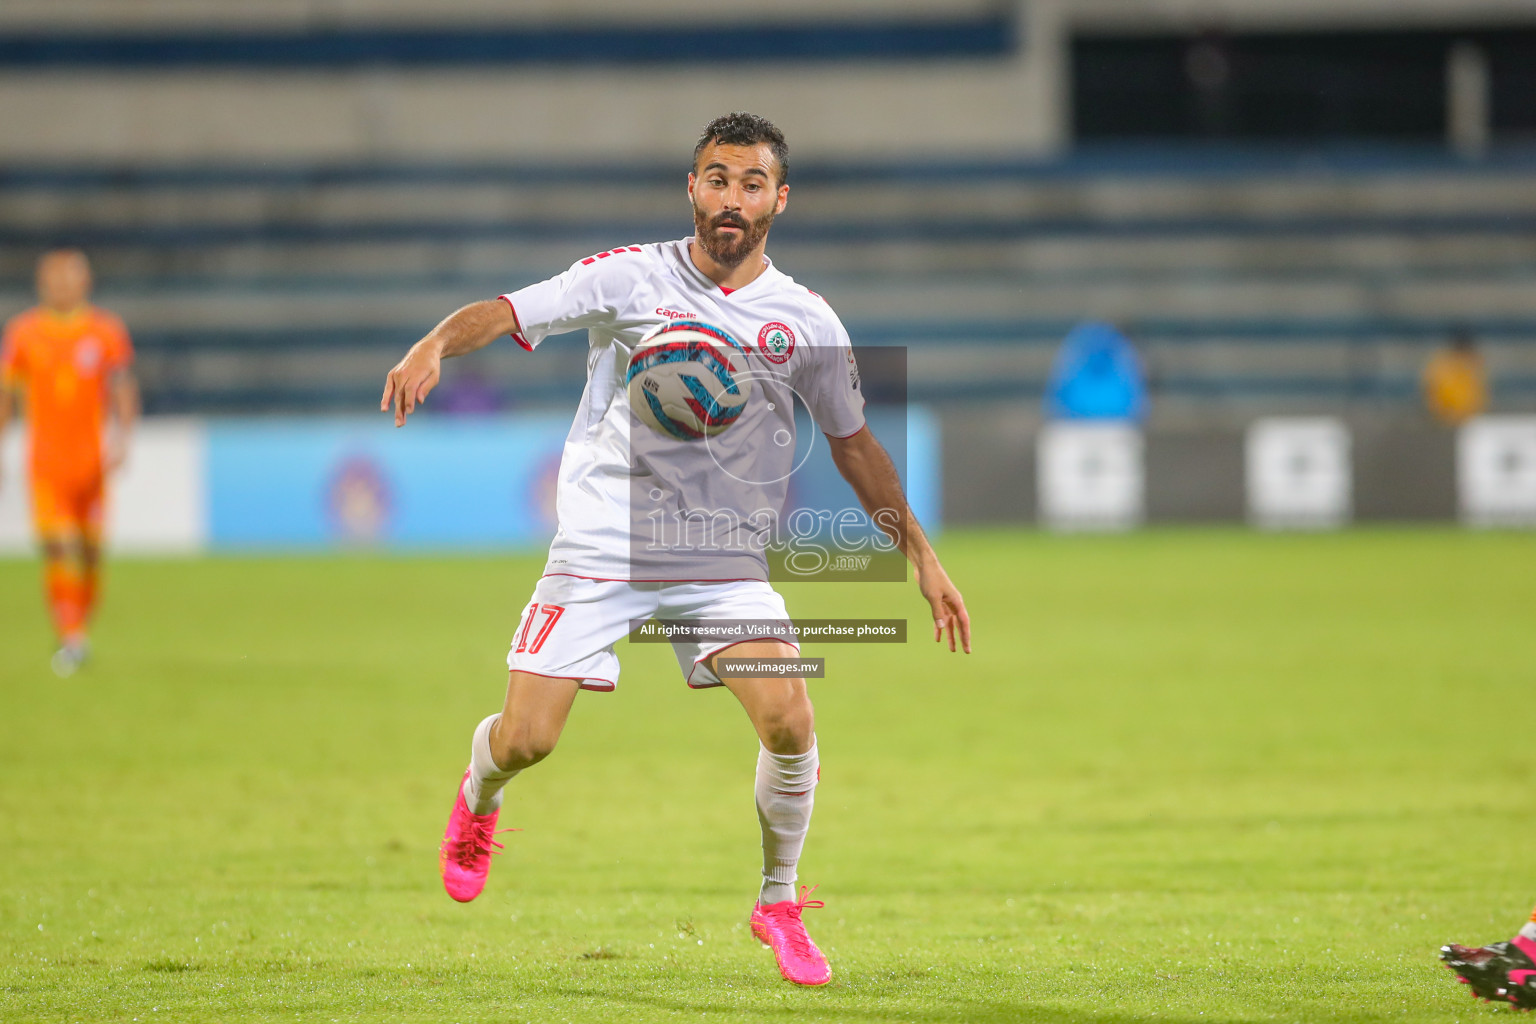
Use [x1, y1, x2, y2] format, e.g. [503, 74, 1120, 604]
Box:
[203, 409, 939, 551]
[777, 404, 940, 547]
[207, 415, 572, 550]
[140, 373, 1536, 417]
[144, 383, 588, 416]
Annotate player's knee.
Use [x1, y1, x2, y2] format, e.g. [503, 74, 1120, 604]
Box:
[491, 722, 561, 770]
[494, 737, 557, 770]
[760, 699, 815, 755]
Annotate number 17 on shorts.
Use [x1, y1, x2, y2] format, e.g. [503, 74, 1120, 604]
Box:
[514, 603, 565, 655]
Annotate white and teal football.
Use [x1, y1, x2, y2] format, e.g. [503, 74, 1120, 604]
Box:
[625, 320, 755, 440]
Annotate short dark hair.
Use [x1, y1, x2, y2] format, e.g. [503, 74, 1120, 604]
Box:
[693, 112, 789, 186]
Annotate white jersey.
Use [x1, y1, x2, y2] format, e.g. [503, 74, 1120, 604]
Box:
[501, 237, 866, 582]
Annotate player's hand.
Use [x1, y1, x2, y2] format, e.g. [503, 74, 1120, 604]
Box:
[381, 339, 443, 427]
[104, 432, 128, 474]
[915, 559, 971, 654]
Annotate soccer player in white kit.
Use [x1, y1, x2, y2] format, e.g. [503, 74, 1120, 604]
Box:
[381, 113, 971, 987]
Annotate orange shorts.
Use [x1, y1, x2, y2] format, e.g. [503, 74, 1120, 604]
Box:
[31, 474, 105, 542]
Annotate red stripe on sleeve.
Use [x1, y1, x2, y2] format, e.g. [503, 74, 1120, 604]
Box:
[499, 295, 533, 352]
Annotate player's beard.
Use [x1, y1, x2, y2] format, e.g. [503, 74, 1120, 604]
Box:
[692, 203, 775, 269]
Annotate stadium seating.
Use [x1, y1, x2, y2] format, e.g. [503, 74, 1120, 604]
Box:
[2, 148, 1535, 416]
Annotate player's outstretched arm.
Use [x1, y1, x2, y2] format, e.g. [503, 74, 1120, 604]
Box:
[826, 425, 971, 654]
[381, 299, 519, 427]
[106, 369, 139, 473]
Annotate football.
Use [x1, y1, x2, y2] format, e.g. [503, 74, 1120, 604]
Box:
[625, 320, 755, 440]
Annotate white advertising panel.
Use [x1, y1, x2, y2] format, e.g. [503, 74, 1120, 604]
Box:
[1037, 421, 1144, 531]
[0, 427, 27, 553]
[110, 418, 208, 552]
[1458, 416, 1536, 528]
[1246, 417, 1352, 530]
[0, 418, 207, 555]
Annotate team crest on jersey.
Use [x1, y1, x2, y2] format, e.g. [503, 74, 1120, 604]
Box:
[75, 337, 102, 374]
[757, 322, 796, 364]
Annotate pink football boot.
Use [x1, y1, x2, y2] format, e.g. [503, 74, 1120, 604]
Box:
[751, 884, 831, 986]
[438, 770, 506, 902]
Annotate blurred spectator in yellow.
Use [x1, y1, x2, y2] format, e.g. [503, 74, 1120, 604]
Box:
[1422, 330, 1487, 425]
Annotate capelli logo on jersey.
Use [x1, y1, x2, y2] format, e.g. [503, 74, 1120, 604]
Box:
[655, 307, 698, 321]
[757, 322, 796, 364]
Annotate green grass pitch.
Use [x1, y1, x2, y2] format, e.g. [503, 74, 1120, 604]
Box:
[2, 528, 1535, 1023]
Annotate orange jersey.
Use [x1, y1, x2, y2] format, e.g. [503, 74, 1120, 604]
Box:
[1, 305, 133, 483]
[1422, 349, 1487, 426]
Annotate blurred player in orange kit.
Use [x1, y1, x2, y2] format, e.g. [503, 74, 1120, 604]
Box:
[0, 250, 138, 676]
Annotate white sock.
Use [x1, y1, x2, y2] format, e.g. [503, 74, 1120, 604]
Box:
[462, 713, 519, 816]
[1519, 920, 1536, 942]
[755, 739, 818, 906]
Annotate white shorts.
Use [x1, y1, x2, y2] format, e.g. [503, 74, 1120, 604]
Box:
[505, 574, 800, 692]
